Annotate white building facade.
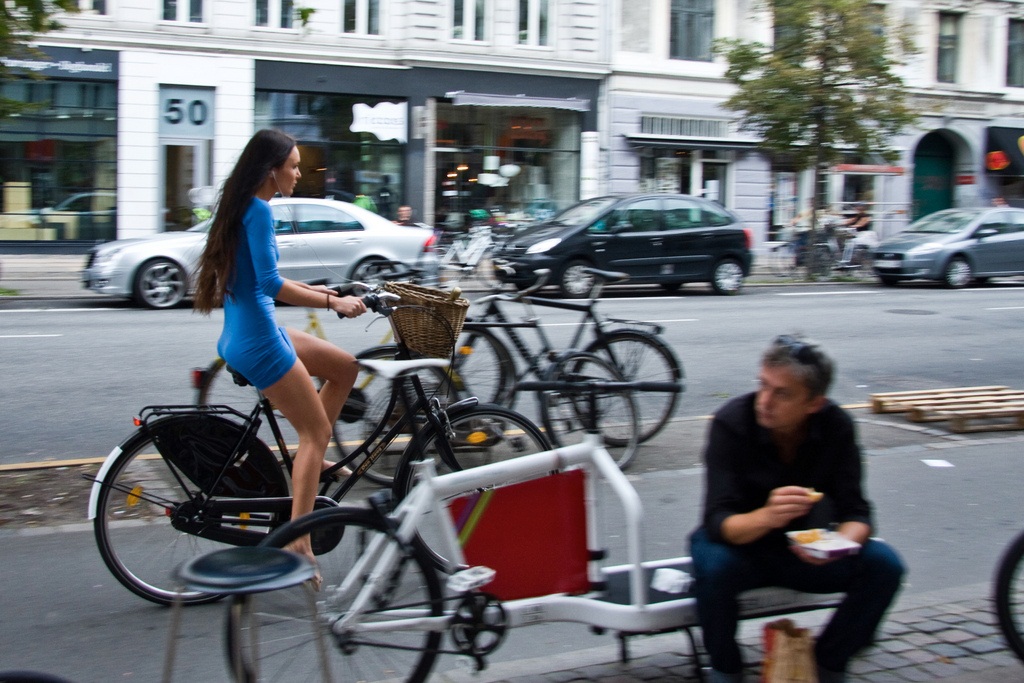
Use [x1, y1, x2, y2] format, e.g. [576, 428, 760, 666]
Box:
[2, 0, 1024, 247]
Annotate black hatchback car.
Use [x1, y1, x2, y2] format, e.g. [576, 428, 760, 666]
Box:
[492, 194, 753, 298]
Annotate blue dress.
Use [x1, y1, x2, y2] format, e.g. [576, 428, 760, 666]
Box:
[216, 198, 297, 390]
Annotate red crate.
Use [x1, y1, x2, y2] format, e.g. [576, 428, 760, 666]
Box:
[448, 469, 590, 600]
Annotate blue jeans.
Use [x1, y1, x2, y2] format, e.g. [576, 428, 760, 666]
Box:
[689, 528, 905, 674]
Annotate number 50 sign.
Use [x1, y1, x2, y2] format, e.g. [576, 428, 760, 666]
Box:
[159, 85, 215, 139]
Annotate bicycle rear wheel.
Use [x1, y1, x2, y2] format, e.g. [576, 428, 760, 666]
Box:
[995, 530, 1024, 663]
[587, 329, 682, 443]
[452, 326, 517, 407]
[538, 352, 640, 469]
[229, 507, 443, 683]
[93, 416, 288, 605]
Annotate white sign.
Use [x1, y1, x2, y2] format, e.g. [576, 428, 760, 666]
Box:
[351, 101, 408, 143]
[159, 86, 215, 139]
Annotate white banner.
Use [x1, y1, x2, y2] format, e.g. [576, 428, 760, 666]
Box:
[351, 101, 408, 143]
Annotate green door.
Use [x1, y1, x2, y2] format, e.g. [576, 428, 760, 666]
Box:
[912, 133, 954, 220]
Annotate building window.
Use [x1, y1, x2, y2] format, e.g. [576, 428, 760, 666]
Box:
[343, 0, 380, 34]
[1010, 20, 1024, 87]
[518, 0, 549, 46]
[452, 0, 485, 41]
[937, 12, 959, 84]
[254, 0, 294, 27]
[162, 0, 203, 21]
[78, 0, 107, 14]
[670, 0, 714, 62]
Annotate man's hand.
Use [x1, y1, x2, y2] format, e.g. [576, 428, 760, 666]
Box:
[763, 485, 815, 529]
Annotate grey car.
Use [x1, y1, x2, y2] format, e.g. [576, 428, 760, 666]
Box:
[873, 207, 1024, 288]
[82, 197, 438, 308]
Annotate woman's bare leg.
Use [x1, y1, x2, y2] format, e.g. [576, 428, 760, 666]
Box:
[262, 360, 332, 565]
[287, 328, 359, 439]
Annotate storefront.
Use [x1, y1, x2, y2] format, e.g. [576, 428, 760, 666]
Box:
[255, 61, 599, 228]
[0, 46, 118, 242]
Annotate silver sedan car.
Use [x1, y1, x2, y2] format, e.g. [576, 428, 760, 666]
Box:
[82, 197, 438, 308]
[873, 206, 1024, 288]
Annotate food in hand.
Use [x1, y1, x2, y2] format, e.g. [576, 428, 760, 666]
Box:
[806, 488, 824, 502]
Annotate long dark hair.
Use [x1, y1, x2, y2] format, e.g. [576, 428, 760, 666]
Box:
[194, 129, 296, 314]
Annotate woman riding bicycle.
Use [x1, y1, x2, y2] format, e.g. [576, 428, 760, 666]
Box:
[193, 128, 367, 576]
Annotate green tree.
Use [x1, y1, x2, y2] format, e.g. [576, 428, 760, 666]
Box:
[716, 0, 917, 273]
[0, 0, 79, 117]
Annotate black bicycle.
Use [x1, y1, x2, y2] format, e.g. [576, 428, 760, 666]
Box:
[87, 285, 549, 606]
[450, 267, 684, 446]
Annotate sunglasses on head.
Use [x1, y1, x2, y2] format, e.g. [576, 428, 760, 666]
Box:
[774, 335, 819, 365]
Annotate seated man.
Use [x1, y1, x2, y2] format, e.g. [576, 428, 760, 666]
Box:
[690, 335, 905, 683]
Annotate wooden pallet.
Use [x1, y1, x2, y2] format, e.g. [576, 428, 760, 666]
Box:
[869, 386, 1024, 433]
[870, 386, 1009, 414]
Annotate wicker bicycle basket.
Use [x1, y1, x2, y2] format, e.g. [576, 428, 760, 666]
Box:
[383, 281, 470, 358]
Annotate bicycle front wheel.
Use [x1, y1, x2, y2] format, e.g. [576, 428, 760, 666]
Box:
[995, 530, 1024, 663]
[769, 242, 798, 277]
[538, 352, 640, 469]
[587, 329, 683, 443]
[230, 507, 443, 683]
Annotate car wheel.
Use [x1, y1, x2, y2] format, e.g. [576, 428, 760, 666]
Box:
[943, 257, 972, 289]
[350, 257, 393, 284]
[558, 259, 596, 299]
[879, 275, 899, 286]
[132, 258, 187, 309]
[711, 258, 744, 295]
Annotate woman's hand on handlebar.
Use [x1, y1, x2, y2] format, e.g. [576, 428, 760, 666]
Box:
[330, 295, 367, 319]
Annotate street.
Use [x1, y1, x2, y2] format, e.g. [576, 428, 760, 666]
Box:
[2, 282, 1024, 680]
[2, 281, 1024, 466]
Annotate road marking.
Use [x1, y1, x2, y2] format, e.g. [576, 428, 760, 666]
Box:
[922, 459, 954, 468]
[986, 306, 1024, 310]
[0, 334, 62, 339]
[540, 318, 698, 327]
[777, 291, 882, 296]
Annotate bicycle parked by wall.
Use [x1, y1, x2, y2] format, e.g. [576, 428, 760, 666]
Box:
[87, 285, 549, 606]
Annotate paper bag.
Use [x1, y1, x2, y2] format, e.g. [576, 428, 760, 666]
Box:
[761, 618, 818, 683]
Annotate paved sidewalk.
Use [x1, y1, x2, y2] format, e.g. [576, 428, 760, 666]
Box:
[432, 583, 1020, 682]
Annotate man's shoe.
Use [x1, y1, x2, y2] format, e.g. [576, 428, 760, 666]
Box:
[817, 665, 846, 683]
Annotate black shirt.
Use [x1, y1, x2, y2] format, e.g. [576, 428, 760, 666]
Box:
[699, 393, 873, 548]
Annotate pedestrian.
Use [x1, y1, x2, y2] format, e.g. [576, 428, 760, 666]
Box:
[689, 334, 905, 683]
[193, 128, 367, 581]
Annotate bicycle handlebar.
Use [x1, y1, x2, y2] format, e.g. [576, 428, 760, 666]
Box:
[472, 268, 552, 304]
[330, 283, 400, 317]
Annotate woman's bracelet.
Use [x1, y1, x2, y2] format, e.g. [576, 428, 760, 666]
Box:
[325, 291, 331, 310]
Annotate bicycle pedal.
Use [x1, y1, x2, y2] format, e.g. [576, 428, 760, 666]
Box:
[448, 566, 496, 593]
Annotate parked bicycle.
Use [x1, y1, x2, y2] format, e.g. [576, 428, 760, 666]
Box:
[767, 222, 875, 281]
[87, 284, 550, 606]
[453, 266, 684, 452]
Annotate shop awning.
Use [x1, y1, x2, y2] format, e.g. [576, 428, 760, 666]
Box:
[624, 132, 759, 151]
[986, 127, 1024, 175]
[445, 91, 590, 112]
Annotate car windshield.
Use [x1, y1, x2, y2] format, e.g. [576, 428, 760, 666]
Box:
[905, 210, 979, 234]
[549, 197, 620, 225]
